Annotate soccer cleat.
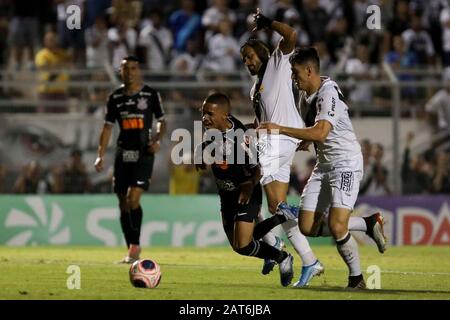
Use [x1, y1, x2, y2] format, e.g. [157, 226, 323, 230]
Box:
[278, 253, 294, 287]
[262, 236, 285, 275]
[276, 202, 299, 220]
[364, 212, 387, 253]
[116, 256, 138, 264]
[346, 275, 366, 290]
[293, 260, 324, 288]
[116, 244, 141, 264]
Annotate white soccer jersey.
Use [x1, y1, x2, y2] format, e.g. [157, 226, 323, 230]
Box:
[250, 43, 304, 142]
[301, 76, 361, 165]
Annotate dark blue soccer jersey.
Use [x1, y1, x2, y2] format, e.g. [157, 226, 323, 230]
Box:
[201, 115, 258, 192]
[105, 85, 164, 153]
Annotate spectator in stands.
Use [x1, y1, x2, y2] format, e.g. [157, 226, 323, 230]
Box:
[363, 143, 392, 196]
[432, 151, 450, 194]
[0, 3, 10, 68]
[440, 4, 450, 66]
[385, 35, 419, 103]
[110, 0, 143, 29]
[170, 39, 203, 75]
[271, 7, 309, 48]
[7, 0, 40, 69]
[52, 149, 91, 193]
[0, 162, 7, 193]
[383, 0, 410, 55]
[169, 153, 200, 194]
[325, 15, 353, 64]
[169, 0, 202, 52]
[107, 19, 137, 70]
[359, 138, 372, 195]
[138, 9, 173, 71]
[301, 0, 329, 44]
[35, 30, 71, 113]
[425, 67, 450, 133]
[313, 41, 332, 71]
[401, 13, 435, 67]
[203, 19, 240, 72]
[233, 0, 256, 38]
[85, 16, 109, 69]
[13, 160, 45, 194]
[344, 41, 377, 108]
[401, 132, 433, 194]
[56, 0, 86, 67]
[202, 0, 236, 42]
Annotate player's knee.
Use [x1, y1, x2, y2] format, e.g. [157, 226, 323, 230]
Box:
[126, 194, 140, 210]
[299, 222, 315, 237]
[234, 241, 255, 256]
[329, 222, 348, 239]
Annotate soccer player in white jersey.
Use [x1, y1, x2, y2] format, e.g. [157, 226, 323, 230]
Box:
[259, 47, 387, 289]
[240, 9, 323, 287]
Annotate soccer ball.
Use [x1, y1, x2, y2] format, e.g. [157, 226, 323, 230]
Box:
[129, 259, 162, 288]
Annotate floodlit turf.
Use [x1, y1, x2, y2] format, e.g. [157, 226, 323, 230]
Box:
[0, 245, 449, 300]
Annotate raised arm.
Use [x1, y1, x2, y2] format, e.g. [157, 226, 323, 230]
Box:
[253, 8, 297, 54]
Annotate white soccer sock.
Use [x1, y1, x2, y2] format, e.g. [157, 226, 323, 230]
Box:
[257, 212, 277, 246]
[282, 219, 316, 266]
[348, 217, 367, 232]
[336, 232, 361, 276]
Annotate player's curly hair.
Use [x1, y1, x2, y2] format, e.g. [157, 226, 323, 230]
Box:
[240, 38, 271, 64]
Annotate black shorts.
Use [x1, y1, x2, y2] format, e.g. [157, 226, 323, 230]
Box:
[219, 183, 262, 234]
[113, 152, 155, 194]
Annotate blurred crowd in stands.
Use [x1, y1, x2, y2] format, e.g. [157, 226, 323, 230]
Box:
[0, 0, 449, 195]
[1, 0, 450, 71]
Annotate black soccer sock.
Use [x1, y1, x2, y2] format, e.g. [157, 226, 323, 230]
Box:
[253, 215, 287, 240]
[120, 211, 132, 248]
[236, 240, 287, 263]
[129, 206, 143, 245]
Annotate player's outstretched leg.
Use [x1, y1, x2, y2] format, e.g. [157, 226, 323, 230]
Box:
[235, 239, 293, 287]
[254, 212, 286, 275]
[317, 212, 387, 254]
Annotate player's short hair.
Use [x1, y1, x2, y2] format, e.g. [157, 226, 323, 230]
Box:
[122, 55, 140, 64]
[289, 47, 320, 72]
[204, 92, 231, 112]
[241, 38, 271, 64]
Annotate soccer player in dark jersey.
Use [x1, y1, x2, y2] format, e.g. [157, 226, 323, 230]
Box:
[195, 92, 295, 286]
[94, 56, 166, 263]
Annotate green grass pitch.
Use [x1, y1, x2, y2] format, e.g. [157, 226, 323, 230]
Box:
[0, 246, 449, 300]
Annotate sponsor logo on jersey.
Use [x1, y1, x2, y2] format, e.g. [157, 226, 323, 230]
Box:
[328, 97, 336, 117]
[137, 97, 148, 110]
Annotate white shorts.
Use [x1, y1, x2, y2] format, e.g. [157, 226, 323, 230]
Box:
[258, 136, 297, 186]
[300, 155, 363, 212]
